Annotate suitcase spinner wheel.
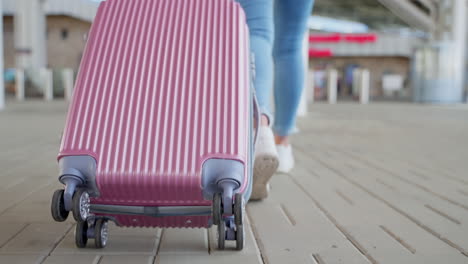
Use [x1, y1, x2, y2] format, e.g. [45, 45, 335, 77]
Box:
[72, 188, 90, 222]
[75, 221, 88, 248]
[234, 193, 244, 226]
[74, 218, 109, 249]
[212, 193, 223, 226]
[51, 189, 69, 222]
[234, 193, 245, 250]
[94, 219, 109, 248]
[217, 220, 226, 250]
[215, 193, 245, 250]
[236, 224, 244, 250]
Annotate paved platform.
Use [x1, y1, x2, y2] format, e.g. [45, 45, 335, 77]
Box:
[1, 101, 467, 264]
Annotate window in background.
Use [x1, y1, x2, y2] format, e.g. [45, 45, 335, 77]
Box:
[61, 29, 69, 40]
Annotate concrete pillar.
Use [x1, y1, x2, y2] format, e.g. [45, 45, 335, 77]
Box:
[451, 0, 467, 103]
[14, 0, 47, 70]
[0, 0, 5, 110]
[352, 68, 361, 97]
[414, 0, 467, 103]
[359, 69, 370, 104]
[465, 1, 468, 103]
[41, 68, 53, 101]
[308, 69, 315, 103]
[63, 68, 74, 101]
[327, 69, 338, 104]
[16, 69, 25, 101]
[297, 33, 309, 117]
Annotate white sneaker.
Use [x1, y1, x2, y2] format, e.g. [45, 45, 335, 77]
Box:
[276, 144, 295, 173]
[251, 126, 279, 200]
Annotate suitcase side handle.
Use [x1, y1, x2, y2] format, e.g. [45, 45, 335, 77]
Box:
[250, 52, 260, 146]
[252, 92, 260, 145]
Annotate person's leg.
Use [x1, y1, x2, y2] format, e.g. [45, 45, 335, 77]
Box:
[273, 0, 314, 172]
[236, 0, 279, 200]
[236, 0, 274, 121]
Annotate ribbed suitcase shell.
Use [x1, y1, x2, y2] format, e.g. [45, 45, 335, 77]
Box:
[58, 0, 251, 228]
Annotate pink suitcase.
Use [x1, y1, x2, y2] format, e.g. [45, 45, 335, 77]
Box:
[50, 0, 257, 250]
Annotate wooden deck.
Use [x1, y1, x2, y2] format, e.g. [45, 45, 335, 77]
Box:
[1, 101, 467, 264]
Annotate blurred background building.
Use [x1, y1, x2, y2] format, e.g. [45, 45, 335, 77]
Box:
[3, 0, 97, 69]
[0, 0, 466, 109]
[307, 0, 467, 103]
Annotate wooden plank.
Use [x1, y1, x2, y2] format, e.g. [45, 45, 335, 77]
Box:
[157, 229, 208, 256]
[340, 148, 468, 207]
[157, 219, 263, 263]
[0, 223, 28, 248]
[0, 255, 45, 264]
[291, 150, 468, 263]
[247, 172, 368, 264]
[42, 255, 99, 264]
[0, 223, 71, 255]
[52, 224, 161, 256]
[100, 256, 154, 264]
[0, 184, 62, 223]
[318, 148, 468, 248]
[207, 218, 263, 263]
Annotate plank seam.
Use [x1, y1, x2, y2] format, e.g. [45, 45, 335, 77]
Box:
[279, 204, 297, 226]
[287, 174, 379, 264]
[36, 256, 47, 264]
[375, 178, 397, 191]
[424, 204, 461, 225]
[379, 225, 416, 254]
[0, 180, 55, 216]
[343, 150, 468, 213]
[154, 229, 165, 260]
[350, 147, 467, 188]
[246, 208, 270, 264]
[151, 229, 164, 255]
[148, 256, 156, 264]
[93, 256, 103, 264]
[311, 253, 326, 264]
[0, 223, 29, 248]
[39, 224, 74, 264]
[335, 189, 354, 206]
[308, 153, 468, 258]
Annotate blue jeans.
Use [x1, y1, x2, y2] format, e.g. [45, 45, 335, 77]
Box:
[236, 0, 314, 136]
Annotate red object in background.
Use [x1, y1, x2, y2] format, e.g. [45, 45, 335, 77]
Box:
[309, 49, 333, 57]
[309, 33, 377, 44]
[309, 34, 341, 43]
[344, 34, 377, 43]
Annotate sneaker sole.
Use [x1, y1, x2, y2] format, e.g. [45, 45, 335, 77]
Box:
[250, 153, 279, 200]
